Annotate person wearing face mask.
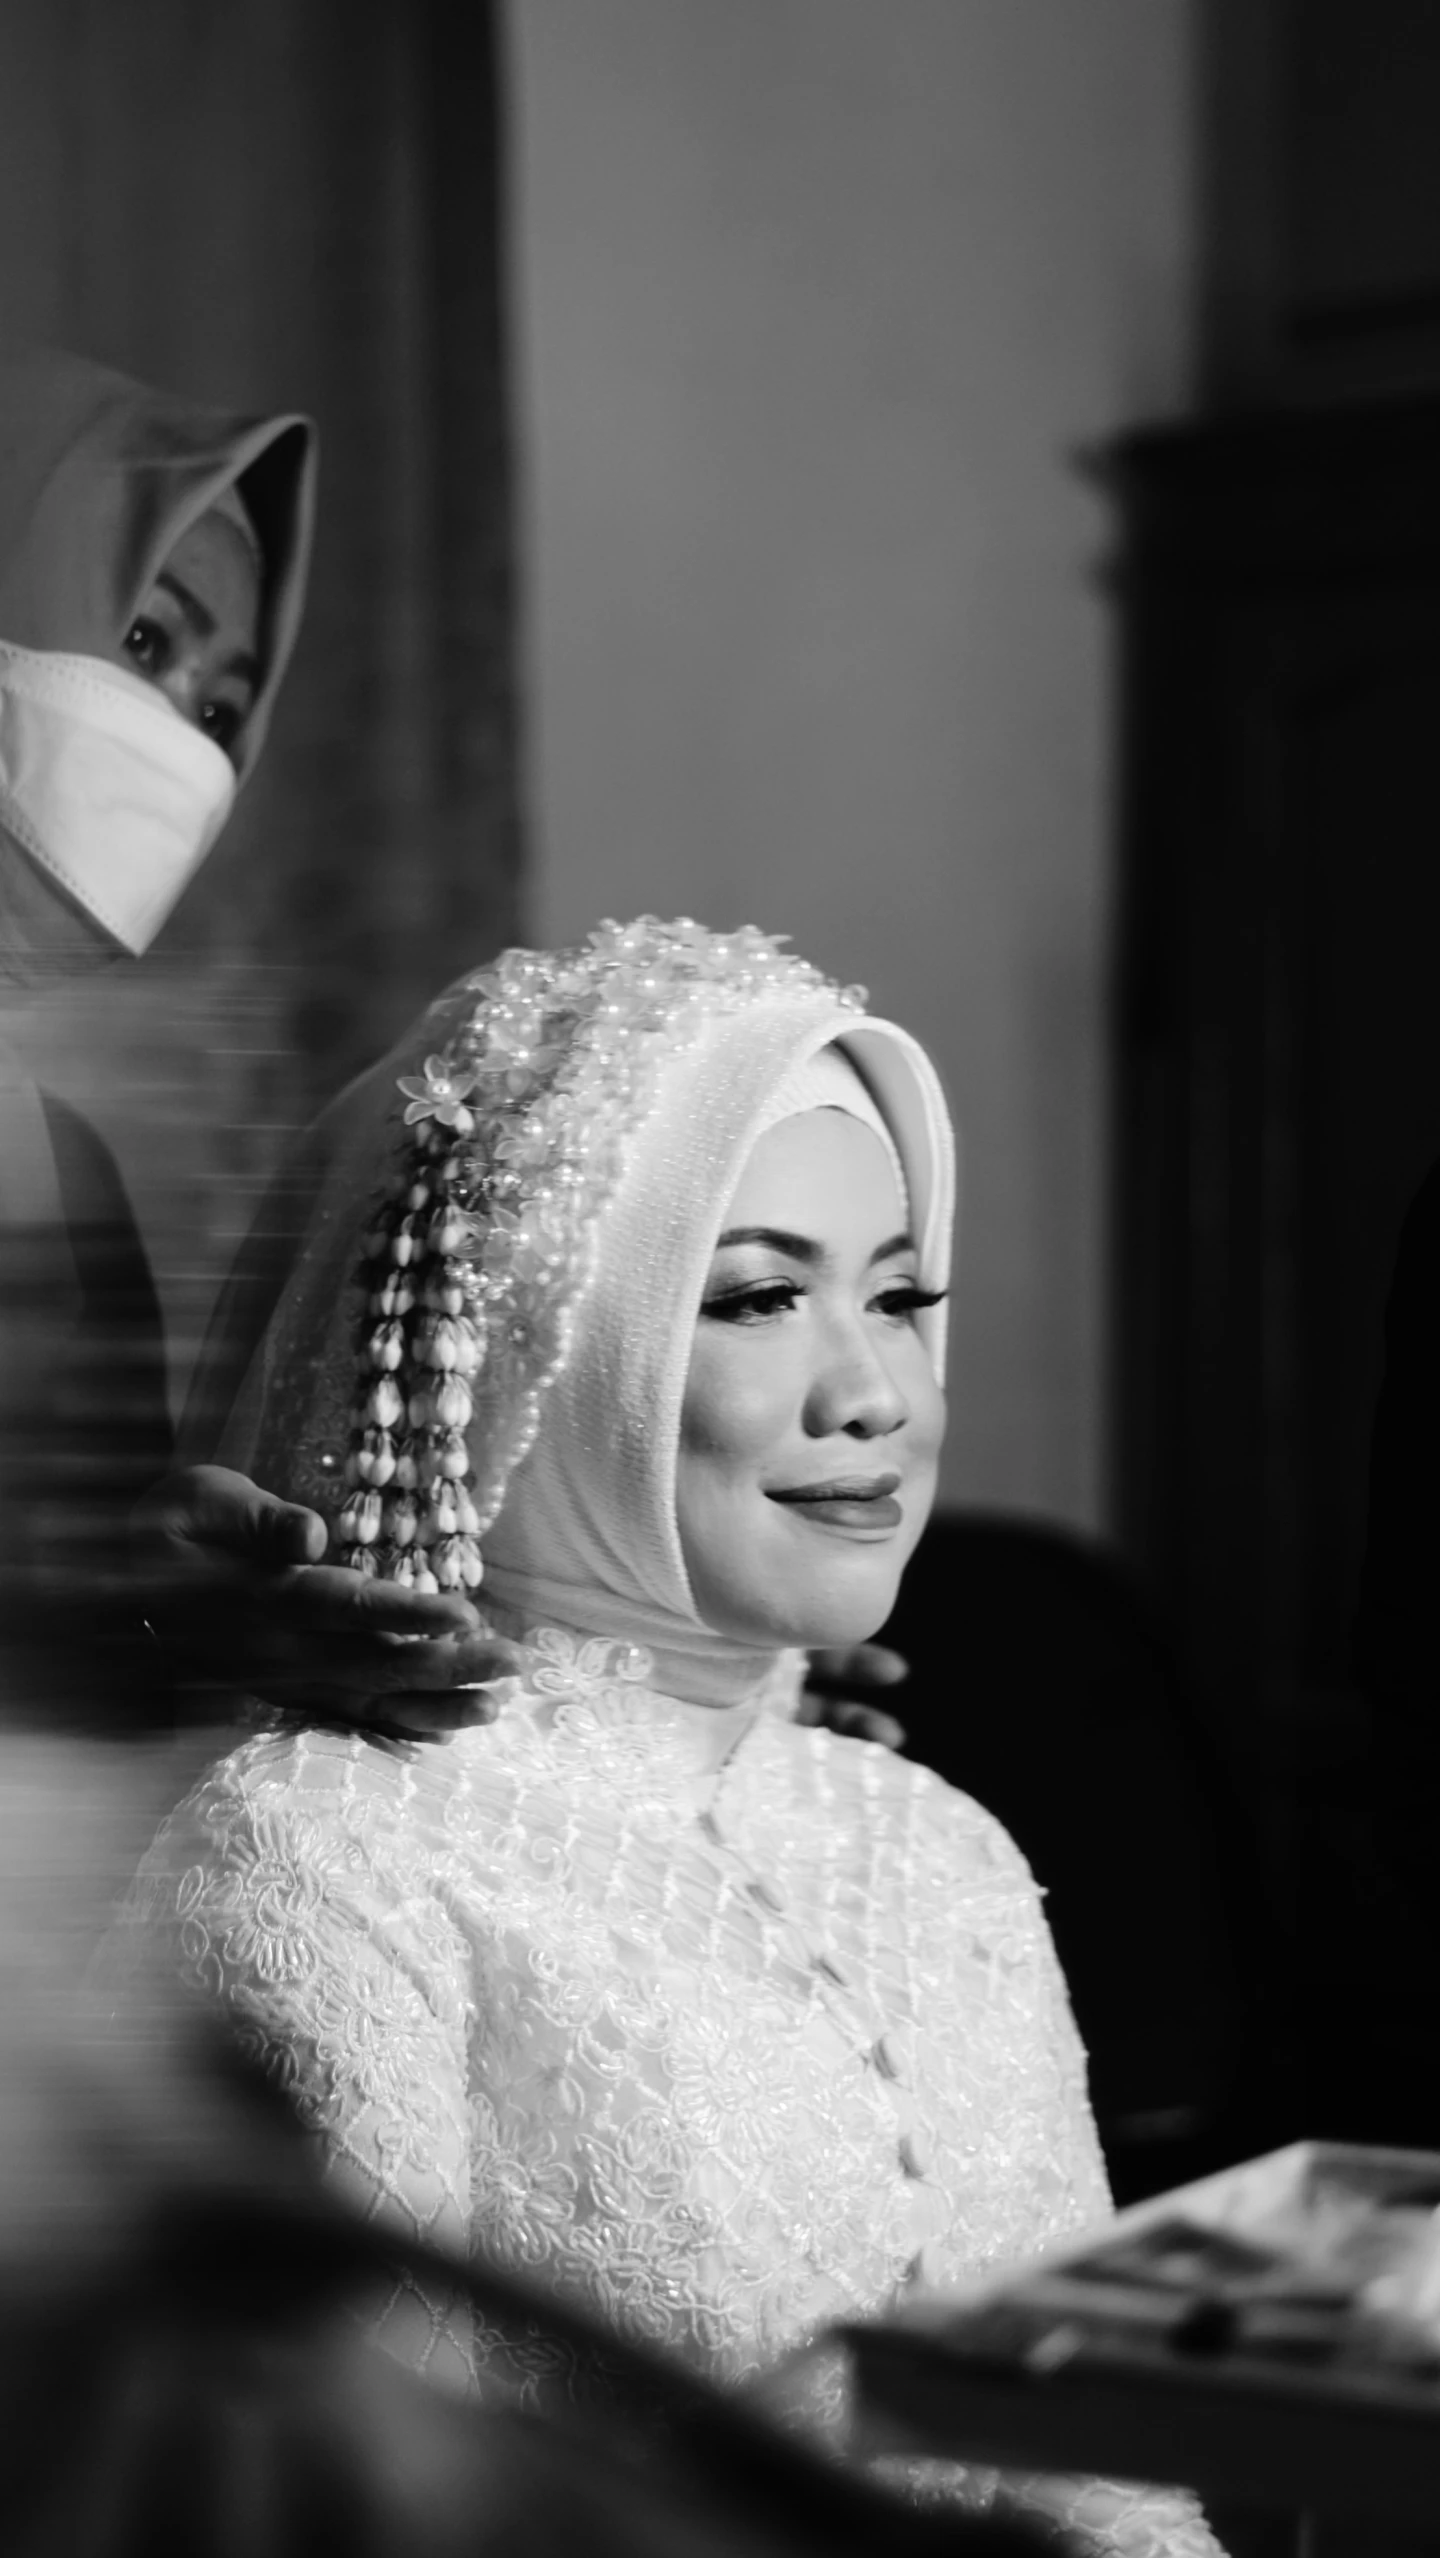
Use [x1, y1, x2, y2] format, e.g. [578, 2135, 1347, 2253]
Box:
[0, 341, 519, 1734]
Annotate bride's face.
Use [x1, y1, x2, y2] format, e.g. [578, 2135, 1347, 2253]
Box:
[677, 1107, 945, 1650]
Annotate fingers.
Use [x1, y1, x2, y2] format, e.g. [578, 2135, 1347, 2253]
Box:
[854, 1643, 909, 1689]
[803, 1641, 910, 1698]
[251, 1626, 520, 1706]
[138, 1466, 328, 1580]
[823, 1701, 908, 1752]
[269, 1565, 483, 1642]
[797, 1646, 910, 1750]
[243, 1634, 518, 1744]
[251, 1501, 329, 1568]
[267, 1665, 510, 1748]
[351, 1630, 521, 1697]
[353, 1686, 505, 1744]
[142, 1494, 525, 1712]
[796, 1689, 909, 1750]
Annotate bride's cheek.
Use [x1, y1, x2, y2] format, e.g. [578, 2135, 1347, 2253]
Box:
[679, 1336, 782, 1468]
[898, 1346, 946, 1457]
[678, 1352, 735, 1463]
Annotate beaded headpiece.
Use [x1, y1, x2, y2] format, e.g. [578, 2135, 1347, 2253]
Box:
[330, 917, 865, 1595]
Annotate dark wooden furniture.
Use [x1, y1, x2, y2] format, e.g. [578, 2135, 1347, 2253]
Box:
[1105, 393, 1440, 2136]
[1200, 0, 1440, 413]
[1108, 398, 1440, 1730]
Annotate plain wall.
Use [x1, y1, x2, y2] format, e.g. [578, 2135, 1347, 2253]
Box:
[509, 0, 1197, 1526]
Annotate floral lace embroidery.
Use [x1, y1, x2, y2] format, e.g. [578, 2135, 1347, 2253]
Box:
[111, 1633, 1221, 2553]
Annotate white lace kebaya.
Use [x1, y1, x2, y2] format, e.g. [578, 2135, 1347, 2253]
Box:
[117, 921, 1221, 2557]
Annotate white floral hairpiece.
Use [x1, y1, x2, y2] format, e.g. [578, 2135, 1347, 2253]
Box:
[332, 916, 863, 1590]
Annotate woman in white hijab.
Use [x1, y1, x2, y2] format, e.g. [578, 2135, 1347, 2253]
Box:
[119, 918, 1219, 2555]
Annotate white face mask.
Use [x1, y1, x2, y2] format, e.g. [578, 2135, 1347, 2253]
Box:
[0, 641, 237, 956]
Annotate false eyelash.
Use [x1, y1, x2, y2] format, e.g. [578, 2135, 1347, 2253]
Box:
[701, 1280, 803, 1318]
[701, 1279, 949, 1322]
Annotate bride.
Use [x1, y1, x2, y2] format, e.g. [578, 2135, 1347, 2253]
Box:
[118, 917, 1218, 2553]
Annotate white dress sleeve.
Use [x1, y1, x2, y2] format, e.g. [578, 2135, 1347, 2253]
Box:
[122, 1756, 480, 2393]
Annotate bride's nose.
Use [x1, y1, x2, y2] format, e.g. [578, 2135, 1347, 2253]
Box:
[802, 1321, 908, 1440]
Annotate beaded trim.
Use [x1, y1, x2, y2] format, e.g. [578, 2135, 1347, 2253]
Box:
[333, 916, 864, 1589]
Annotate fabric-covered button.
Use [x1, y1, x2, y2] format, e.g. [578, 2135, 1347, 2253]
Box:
[747, 1878, 785, 1914]
[812, 1951, 850, 1988]
[871, 2031, 904, 2082]
[898, 2131, 931, 2180]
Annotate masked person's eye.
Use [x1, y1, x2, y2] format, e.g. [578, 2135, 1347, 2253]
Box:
[199, 699, 244, 753]
[123, 616, 170, 678]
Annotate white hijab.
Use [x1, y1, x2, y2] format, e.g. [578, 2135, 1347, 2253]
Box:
[481, 1000, 955, 1704]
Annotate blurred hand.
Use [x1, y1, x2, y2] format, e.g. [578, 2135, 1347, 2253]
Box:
[133, 1465, 520, 1740]
[797, 1642, 908, 1751]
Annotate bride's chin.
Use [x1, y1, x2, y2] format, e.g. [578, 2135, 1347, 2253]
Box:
[793, 1590, 902, 1650]
[707, 1560, 905, 1654]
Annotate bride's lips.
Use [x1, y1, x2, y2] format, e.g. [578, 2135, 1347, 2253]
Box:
[766, 1470, 904, 1533]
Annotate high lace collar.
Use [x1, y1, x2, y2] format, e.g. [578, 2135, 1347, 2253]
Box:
[481, 1619, 806, 1784]
[482, 1580, 798, 1712]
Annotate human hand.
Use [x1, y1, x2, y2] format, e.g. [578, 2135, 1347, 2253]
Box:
[133, 1465, 520, 1739]
[797, 1642, 908, 1750]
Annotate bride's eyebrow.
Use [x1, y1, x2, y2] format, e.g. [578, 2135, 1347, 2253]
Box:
[715, 1225, 820, 1261]
[868, 1230, 916, 1267]
[713, 1225, 916, 1267]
